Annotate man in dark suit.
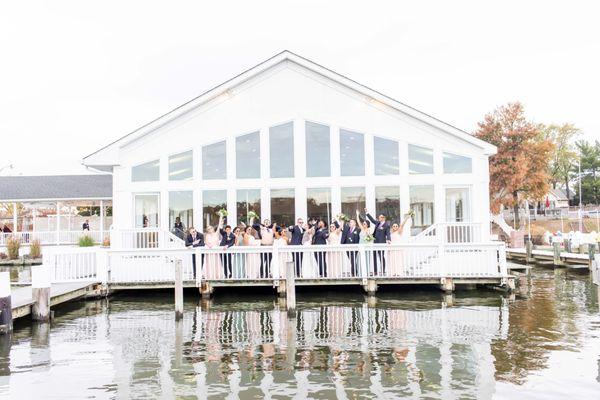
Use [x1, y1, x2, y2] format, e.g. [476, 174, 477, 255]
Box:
[340, 219, 361, 276]
[186, 227, 205, 279]
[366, 208, 391, 276]
[312, 219, 329, 277]
[288, 218, 306, 276]
[219, 225, 236, 278]
[82, 219, 90, 231]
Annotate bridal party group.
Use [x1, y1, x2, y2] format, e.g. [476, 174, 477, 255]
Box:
[181, 208, 412, 280]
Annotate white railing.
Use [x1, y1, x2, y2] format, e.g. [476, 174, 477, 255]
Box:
[43, 247, 101, 283]
[42, 241, 508, 285]
[0, 230, 104, 246]
[111, 228, 185, 249]
[412, 222, 484, 244]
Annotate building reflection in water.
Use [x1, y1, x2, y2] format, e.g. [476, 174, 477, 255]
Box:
[101, 297, 510, 399]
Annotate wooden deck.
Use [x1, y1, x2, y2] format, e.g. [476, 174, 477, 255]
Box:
[506, 247, 591, 269]
[11, 281, 100, 320]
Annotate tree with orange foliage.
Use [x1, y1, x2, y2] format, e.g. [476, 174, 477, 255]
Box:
[475, 102, 554, 228]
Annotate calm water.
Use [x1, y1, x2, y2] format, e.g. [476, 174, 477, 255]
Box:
[0, 268, 599, 399]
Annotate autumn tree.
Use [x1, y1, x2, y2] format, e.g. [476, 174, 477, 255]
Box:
[575, 140, 600, 204]
[475, 102, 554, 228]
[543, 123, 580, 199]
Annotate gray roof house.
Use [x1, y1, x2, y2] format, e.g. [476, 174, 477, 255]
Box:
[0, 174, 112, 201]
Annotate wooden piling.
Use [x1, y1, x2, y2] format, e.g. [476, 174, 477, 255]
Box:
[552, 242, 563, 266]
[0, 272, 12, 334]
[285, 261, 296, 315]
[364, 279, 377, 296]
[439, 278, 455, 293]
[31, 265, 51, 322]
[174, 260, 183, 320]
[563, 238, 571, 253]
[589, 244, 596, 271]
[525, 240, 533, 263]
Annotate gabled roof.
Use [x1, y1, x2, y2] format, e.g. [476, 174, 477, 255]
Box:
[83, 50, 496, 166]
[0, 174, 112, 201]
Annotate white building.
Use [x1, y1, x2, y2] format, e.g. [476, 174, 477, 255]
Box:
[83, 51, 495, 238]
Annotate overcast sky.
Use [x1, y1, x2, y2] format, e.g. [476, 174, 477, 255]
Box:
[1, 1, 598, 176]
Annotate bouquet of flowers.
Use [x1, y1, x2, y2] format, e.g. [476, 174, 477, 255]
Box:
[217, 208, 228, 218]
[247, 211, 259, 220]
[405, 209, 415, 218]
[337, 213, 350, 222]
[364, 234, 375, 243]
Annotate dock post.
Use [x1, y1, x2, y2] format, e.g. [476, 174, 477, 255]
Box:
[553, 242, 562, 266]
[525, 240, 533, 263]
[364, 279, 377, 296]
[589, 244, 596, 271]
[200, 282, 213, 299]
[174, 260, 183, 320]
[439, 278, 455, 293]
[277, 280, 286, 298]
[563, 238, 571, 253]
[285, 261, 296, 316]
[0, 272, 12, 334]
[31, 265, 51, 322]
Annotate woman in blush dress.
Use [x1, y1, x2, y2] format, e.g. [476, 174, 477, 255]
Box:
[203, 219, 223, 280]
[232, 226, 244, 279]
[388, 216, 411, 277]
[326, 221, 345, 278]
[243, 226, 261, 279]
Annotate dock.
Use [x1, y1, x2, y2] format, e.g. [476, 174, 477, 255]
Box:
[506, 245, 592, 269]
[11, 281, 100, 320]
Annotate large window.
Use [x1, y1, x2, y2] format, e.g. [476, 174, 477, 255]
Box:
[305, 122, 331, 177]
[340, 187, 366, 218]
[237, 189, 261, 225]
[202, 141, 226, 180]
[307, 188, 331, 222]
[375, 186, 401, 223]
[236, 131, 260, 179]
[340, 129, 365, 176]
[408, 145, 434, 174]
[446, 187, 470, 222]
[132, 160, 160, 182]
[134, 194, 159, 228]
[270, 188, 295, 226]
[269, 122, 294, 178]
[202, 190, 227, 229]
[374, 137, 399, 175]
[443, 153, 472, 174]
[169, 191, 193, 237]
[409, 185, 434, 233]
[168, 151, 193, 181]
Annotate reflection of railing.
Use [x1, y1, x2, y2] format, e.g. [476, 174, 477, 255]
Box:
[412, 222, 485, 244]
[0, 230, 104, 246]
[43, 242, 508, 285]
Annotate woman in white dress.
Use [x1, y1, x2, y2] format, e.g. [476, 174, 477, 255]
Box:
[301, 225, 318, 278]
[326, 221, 346, 278]
[243, 226, 261, 279]
[272, 226, 291, 279]
[355, 210, 373, 275]
[388, 216, 411, 277]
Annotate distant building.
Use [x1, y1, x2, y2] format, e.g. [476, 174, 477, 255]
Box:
[0, 174, 112, 244]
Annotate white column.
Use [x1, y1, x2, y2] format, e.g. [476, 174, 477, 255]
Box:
[193, 189, 202, 232]
[433, 148, 445, 223]
[364, 133, 375, 178]
[261, 187, 271, 221]
[227, 188, 236, 227]
[294, 119, 306, 179]
[331, 185, 341, 217]
[100, 200, 105, 241]
[55, 201, 60, 245]
[260, 126, 270, 181]
[330, 126, 341, 179]
[296, 186, 307, 220]
[12, 202, 17, 233]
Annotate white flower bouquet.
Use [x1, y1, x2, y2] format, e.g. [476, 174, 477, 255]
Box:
[217, 208, 228, 218]
[247, 211, 259, 219]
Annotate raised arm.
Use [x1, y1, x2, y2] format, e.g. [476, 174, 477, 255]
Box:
[365, 209, 377, 225]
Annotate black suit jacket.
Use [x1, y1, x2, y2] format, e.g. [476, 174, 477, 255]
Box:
[341, 225, 361, 244]
[288, 225, 305, 245]
[367, 214, 391, 243]
[185, 232, 205, 247]
[312, 227, 329, 245]
[219, 229, 236, 247]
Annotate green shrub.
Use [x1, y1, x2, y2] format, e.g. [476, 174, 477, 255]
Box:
[6, 236, 20, 260]
[29, 239, 42, 259]
[78, 235, 95, 247]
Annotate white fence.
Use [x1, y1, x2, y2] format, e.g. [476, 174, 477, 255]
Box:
[0, 230, 104, 246]
[110, 228, 185, 249]
[42, 241, 508, 285]
[413, 222, 485, 244]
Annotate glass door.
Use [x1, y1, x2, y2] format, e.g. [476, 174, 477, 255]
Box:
[445, 187, 470, 222]
[134, 193, 160, 228]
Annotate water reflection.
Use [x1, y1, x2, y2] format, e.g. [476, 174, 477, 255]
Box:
[0, 267, 598, 399]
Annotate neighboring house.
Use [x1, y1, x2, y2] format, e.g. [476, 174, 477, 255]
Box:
[0, 174, 112, 244]
[544, 188, 570, 210]
[80, 51, 497, 237]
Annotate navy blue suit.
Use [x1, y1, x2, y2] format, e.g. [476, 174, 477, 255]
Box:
[366, 214, 390, 275]
[288, 225, 305, 275]
[312, 227, 329, 277]
[219, 229, 235, 278]
[186, 232, 205, 278]
[341, 225, 361, 276]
